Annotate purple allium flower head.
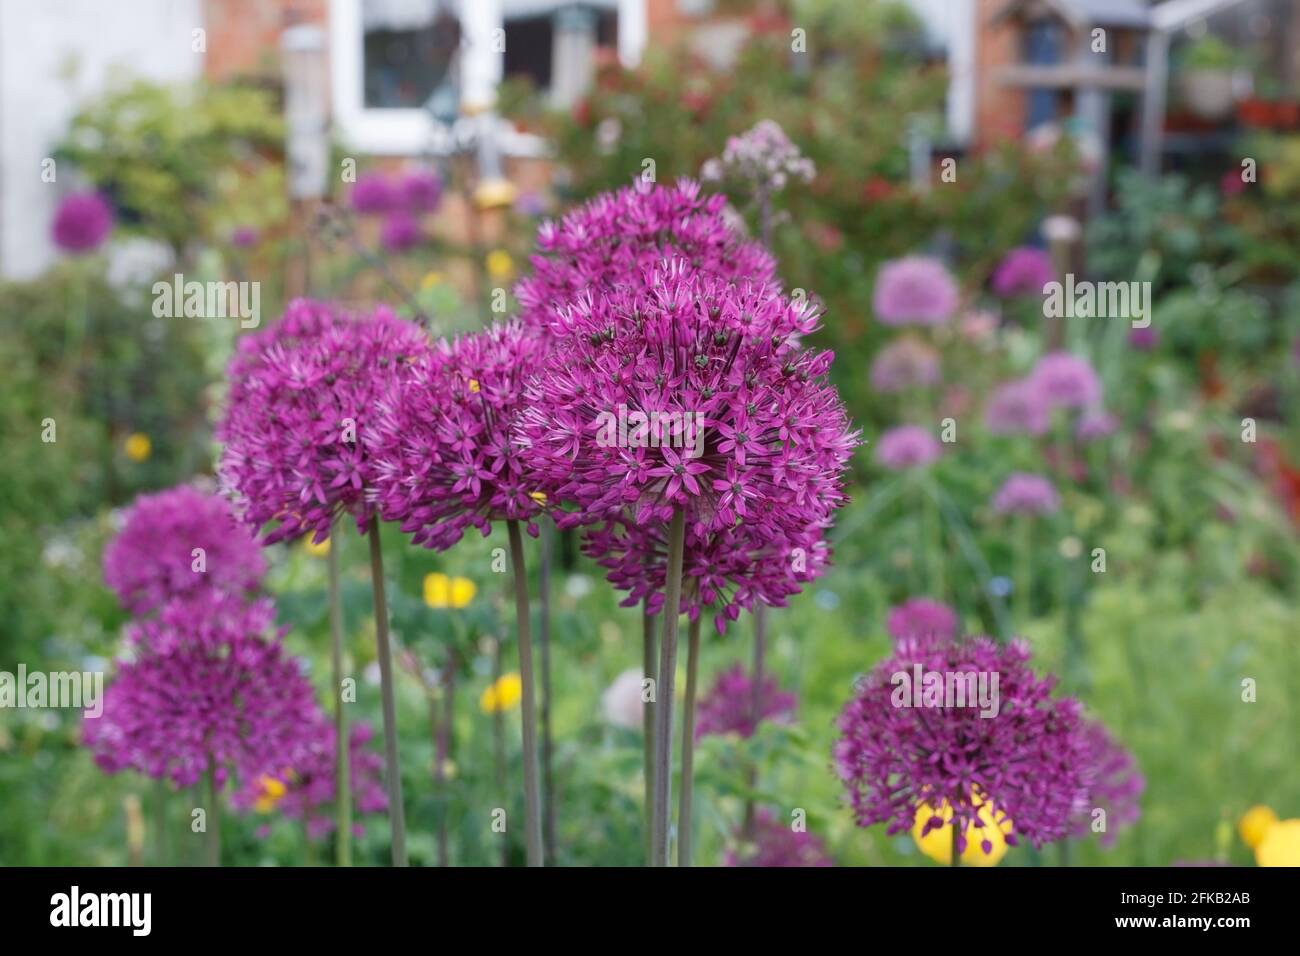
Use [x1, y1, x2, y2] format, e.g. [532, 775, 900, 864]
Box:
[834, 634, 1091, 852]
[872, 256, 959, 327]
[515, 179, 778, 335]
[701, 119, 816, 194]
[232, 720, 388, 838]
[695, 664, 797, 740]
[875, 425, 942, 471]
[992, 472, 1060, 516]
[985, 379, 1051, 436]
[869, 336, 941, 393]
[1072, 719, 1144, 847]
[349, 171, 397, 214]
[230, 226, 259, 249]
[83, 595, 321, 789]
[216, 299, 430, 545]
[515, 260, 857, 539]
[1030, 351, 1102, 409]
[52, 191, 114, 254]
[380, 210, 422, 252]
[992, 246, 1054, 298]
[725, 808, 833, 867]
[367, 321, 546, 550]
[400, 167, 442, 212]
[1076, 407, 1119, 442]
[1128, 326, 1159, 351]
[886, 598, 959, 645]
[104, 485, 266, 614]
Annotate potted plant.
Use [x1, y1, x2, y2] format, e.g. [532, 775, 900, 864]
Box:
[1179, 36, 1243, 121]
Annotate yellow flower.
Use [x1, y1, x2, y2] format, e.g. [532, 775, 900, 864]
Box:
[424, 572, 476, 609]
[474, 178, 518, 211]
[420, 271, 444, 291]
[467, 378, 481, 394]
[480, 672, 523, 713]
[485, 248, 515, 281]
[529, 490, 548, 507]
[253, 775, 288, 813]
[1255, 818, 1300, 867]
[1238, 804, 1278, 849]
[124, 433, 152, 462]
[303, 536, 330, 558]
[912, 795, 1014, 867]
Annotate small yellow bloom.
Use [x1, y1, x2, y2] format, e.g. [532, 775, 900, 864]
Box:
[1255, 818, 1300, 867]
[303, 536, 330, 558]
[420, 271, 444, 291]
[480, 672, 523, 713]
[1239, 804, 1278, 849]
[485, 248, 515, 281]
[468, 378, 481, 394]
[253, 775, 288, 813]
[424, 572, 476, 609]
[529, 490, 548, 507]
[912, 795, 1014, 867]
[474, 178, 518, 211]
[124, 433, 152, 462]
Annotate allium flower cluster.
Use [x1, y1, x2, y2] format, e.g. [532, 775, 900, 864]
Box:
[1030, 351, 1102, 409]
[694, 665, 798, 740]
[514, 179, 777, 334]
[992, 472, 1060, 516]
[873, 256, 959, 327]
[52, 191, 114, 254]
[725, 809, 833, 867]
[886, 598, 959, 644]
[985, 379, 1050, 436]
[349, 167, 442, 215]
[104, 486, 266, 614]
[700, 119, 816, 194]
[992, 246, 1054, 298]
[834, 635, 1090, 852]
[1073, 719, 1144, 847]
[367, 321, 546, 550]
[869, 336, 941, 393]
[875, 425, 942, 471]
[217, 299, 429, 544]
[84, 594, 320, 789]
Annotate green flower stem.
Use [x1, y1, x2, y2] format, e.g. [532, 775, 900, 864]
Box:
[676, 615, 703, 867]
[507, 519, 545, 866]
[642, 600, 657, 866]
[326, 526, 352, 866]
[651, 509, 687, 867]
[367, 516, 407, 866]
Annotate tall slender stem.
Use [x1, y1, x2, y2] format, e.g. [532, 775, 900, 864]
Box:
[367, 517, 408, 866]
[642, 601, 657, 866]
[492, 638, 508, 867]
[538, 521, 556, 861]
[951, 823, 960, 867]
[326, 529, 352, 866]
[153, 778, 168, 867]
[507, 519, 545, 867]
[651, 509, 687, 866]
[205, 764, 220, 867]
[677, 615, 702, 866]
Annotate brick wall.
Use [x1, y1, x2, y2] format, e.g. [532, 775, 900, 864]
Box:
[203, 0, 326, 81]
[973, 0, 1025, 148]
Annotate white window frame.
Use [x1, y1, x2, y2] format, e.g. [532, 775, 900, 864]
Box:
[330, 0, 646, 156]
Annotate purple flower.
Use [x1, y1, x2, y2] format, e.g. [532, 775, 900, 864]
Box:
[694, 665, 798, 740]
[725, 808, 833, 867]
[985, 379, 1050, 436]
[104, 485, 266, 614]
[886, 598, 958, 644]
[875, 425, 942, 471]
[216, 299, 430, 545]
[1073, 720, 1144, 847]
[230, 226, 259, 248]
[400, 167, 442, 213]
[869, 336, 941, 393]
[992, 472, 1060, 516]
[83, 595, 321, 790]
[1128, 326, 1159, 351]
[349, 172, 397, 215]
[834, 634, 1091, 852]
[367, 322, 546, 550]
[1076, 408, 1118, 442]
[380, 210, 421, 252]
[52, 191, 114, 254]
[702, 119, 816, 193]
[992, 246, 1054, 297]
[1030, 351, 1101, 409]
[873, 256, 959, 327]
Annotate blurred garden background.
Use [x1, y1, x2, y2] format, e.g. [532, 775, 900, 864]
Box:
[0, 0, 1297, 867]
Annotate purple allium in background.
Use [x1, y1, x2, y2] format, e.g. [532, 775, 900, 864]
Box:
[886, 598, 959, 645]
[103, 485, 266, 615]
[83, 595, 320, 789]
[869, 336, 941, 393]
[725, 808, 833, 867]
[216, 299, 429, 545]
[367, 321, 546, 550]
[985, 379, 1051, 436]
[349, 172, 397, 215]
[233, 720, 388, 839]
[834, 634, 1090, 852]
[1073, 719, 1144, 848]
[875, 425, 942, 471]
[1030, 351, 1102, 409]
[1128, 326, 1159, 351]
[694, 664, 798, 740]
[52, 191, 114, 254]
[380, 211, 422, 252]
[514, 190, 547, 217]
[230, 226, 259, 249]
[872, 256, 959, 327]
[992, 472, 1060, 516]
[700, 119, 816, 194]
[992, 246, 1054, 298]
[400, 167, 442, 213]
[515, 179, 777, 335]
[1076, 408, 1119, 442]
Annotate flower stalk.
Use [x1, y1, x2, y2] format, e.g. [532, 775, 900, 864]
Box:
[367, 517, 407, 866]
[651, 508, 687, 867]
[507, 519, 545, 866]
